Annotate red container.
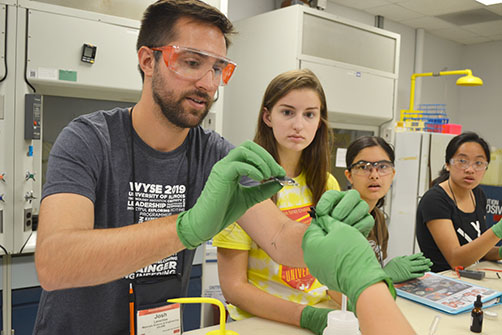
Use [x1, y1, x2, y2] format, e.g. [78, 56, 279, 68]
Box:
[442, 123, 462, 135]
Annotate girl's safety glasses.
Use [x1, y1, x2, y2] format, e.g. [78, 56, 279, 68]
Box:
[449, 158, 488, 172]
[348, 160, 394, 176]
[151, 45, 237, 86]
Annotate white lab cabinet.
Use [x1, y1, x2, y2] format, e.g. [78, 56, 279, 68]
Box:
[387, 131, 454, 262]
[0, 0, 17, 254]
[10, 1, 141, 255]
[25, 2, 141, 101]
[223, 5, 400, 145]
[0, 0, 142, 256]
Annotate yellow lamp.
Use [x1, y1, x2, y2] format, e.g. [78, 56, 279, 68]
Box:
[167, 297, 239, 335]
[401, 69, 483, 121]
[456, 71, 483, 86]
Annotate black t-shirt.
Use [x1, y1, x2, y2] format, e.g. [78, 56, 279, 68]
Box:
[416, 184, 487, 272]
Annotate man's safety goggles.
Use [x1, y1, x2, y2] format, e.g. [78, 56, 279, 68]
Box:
[151, 45, 237, 86]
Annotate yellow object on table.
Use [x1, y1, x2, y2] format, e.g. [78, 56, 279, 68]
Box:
[167, 297, 239, 335]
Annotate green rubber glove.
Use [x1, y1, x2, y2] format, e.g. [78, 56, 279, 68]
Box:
[383, 252, 433, 283]
[492, 219, 502, 239]
[315, 190, 374, 237]
[176, 141, 285, 249]
[300, 305, 333, 335]
[302, 214, 395, 312]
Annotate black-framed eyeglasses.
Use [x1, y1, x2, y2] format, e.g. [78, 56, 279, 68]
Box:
[449, 158, 488, 171]
[348, 160, 394, 176]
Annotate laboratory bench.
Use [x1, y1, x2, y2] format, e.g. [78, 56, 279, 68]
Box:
[187, 261, 502, 335]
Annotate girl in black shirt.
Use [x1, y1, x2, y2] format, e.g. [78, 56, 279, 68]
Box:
[416, 132, 502, 272]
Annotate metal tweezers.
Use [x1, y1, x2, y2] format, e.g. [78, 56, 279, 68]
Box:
[265, 176, 299, 186]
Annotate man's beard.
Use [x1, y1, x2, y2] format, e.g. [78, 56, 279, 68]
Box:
[152, 70, 214, 128]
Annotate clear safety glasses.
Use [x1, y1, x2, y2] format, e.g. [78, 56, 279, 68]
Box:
[348, 160, 394, 176]
[151, 45, 237, 86]
[450, 158, 488, 171]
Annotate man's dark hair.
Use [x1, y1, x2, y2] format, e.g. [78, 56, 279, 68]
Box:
[136, 0, 235, 81]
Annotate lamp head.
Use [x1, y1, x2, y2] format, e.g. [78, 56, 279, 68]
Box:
[456, 74, 483, 86]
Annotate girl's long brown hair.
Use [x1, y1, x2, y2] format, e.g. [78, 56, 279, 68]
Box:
[254, 69, 332, 205]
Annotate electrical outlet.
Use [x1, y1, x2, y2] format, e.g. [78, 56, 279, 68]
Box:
[202, 112, 216, 131]
[382, 127, 393, 143]
[24, 208, 33, 232]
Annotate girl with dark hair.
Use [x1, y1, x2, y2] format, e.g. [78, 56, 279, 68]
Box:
[343, 136, 431, 283]
[213, 69, 339, 335]
[416, 132, 502, 272]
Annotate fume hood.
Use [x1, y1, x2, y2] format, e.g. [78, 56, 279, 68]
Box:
[0, 0, 141, 254]
[222, 5, 400, 145]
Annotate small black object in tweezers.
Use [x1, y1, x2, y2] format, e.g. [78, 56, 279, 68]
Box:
[308, 206, 317, 219]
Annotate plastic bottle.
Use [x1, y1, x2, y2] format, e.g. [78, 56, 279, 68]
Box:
[322, 310, 360, 335]
[470, 295, 483, 333]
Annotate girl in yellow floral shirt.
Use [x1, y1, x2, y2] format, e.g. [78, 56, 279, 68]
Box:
[213, 69, 338, 335]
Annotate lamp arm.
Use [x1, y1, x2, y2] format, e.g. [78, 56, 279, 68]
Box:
[408, 69, 472, 111]
[439, 69, 471, 77]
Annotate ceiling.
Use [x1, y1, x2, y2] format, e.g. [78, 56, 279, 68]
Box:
[327, 0, 502, 45]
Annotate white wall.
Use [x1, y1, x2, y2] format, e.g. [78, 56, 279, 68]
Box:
[227, 0, 277, 21]
[383, 21, 417, 115]
[459, 41, 502, 148]
[420, 34, 464, 122]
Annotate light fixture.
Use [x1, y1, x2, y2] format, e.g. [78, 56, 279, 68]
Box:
[402, 69, 483, 118]
[475, 0, 502, 5]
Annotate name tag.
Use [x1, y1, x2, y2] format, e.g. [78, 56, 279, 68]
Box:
[137, 303, 181, 335]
